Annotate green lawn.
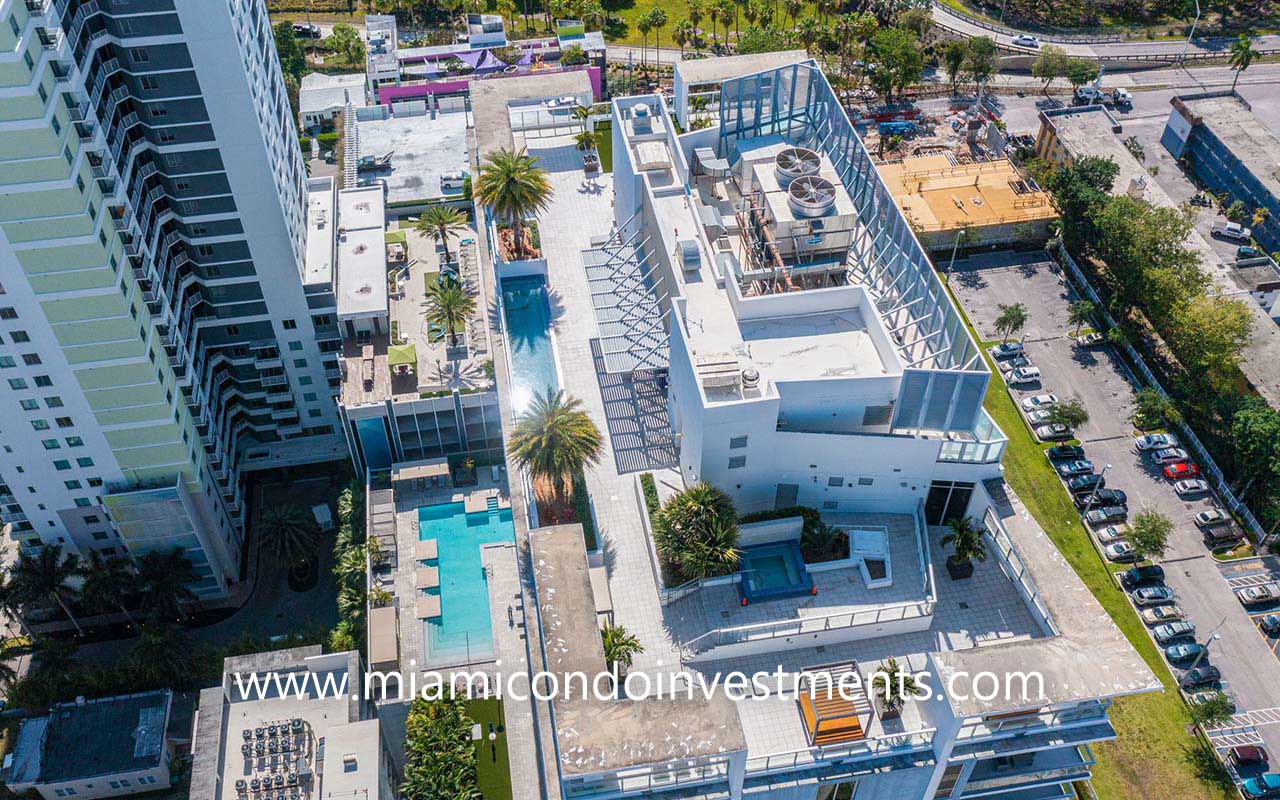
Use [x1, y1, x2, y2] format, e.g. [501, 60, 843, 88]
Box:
[468, 698, 513, 800]
[942, 278, 1234, 800]
[595, 121, 614, 173]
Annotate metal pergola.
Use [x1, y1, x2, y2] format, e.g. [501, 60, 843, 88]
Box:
[582, 221, 669, 374]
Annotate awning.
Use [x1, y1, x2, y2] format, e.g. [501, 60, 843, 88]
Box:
[387, 342, 417, 367]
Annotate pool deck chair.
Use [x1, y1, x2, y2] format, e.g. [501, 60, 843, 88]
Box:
[415, 596, 442, 619]
[798, 661, 872, 746]
[416, 539, 438, 562]
[415, 567, 440, 590]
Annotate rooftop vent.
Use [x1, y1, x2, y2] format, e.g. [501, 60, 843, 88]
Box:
[774, 147, 821, 187]
[787, 175, 837, 218]
[741, 368, 760, 390]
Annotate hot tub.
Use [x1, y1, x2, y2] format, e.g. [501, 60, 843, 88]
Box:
[737, 541, 816, 604]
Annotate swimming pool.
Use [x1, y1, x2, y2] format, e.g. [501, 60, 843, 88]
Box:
[419, 501, 515, 666]
[500, 275, 560, 413]
[739, 542, 815, 604]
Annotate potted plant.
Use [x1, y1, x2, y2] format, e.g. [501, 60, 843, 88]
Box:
[871, 656, 918, 720]
[941, 516, 988, 580]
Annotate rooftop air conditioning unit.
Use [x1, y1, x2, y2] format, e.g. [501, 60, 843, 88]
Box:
[774, 147, 821, 188]
[787, 175, 837, 218]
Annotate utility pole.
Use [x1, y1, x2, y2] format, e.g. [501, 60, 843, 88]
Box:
[1180, 0, 1201, 64]
[1082, 464, 1112, 512]
[1181, 620, 1224, 687]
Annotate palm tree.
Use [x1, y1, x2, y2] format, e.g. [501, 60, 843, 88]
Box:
[637, 13, 653, 69]
[688, 0, 704, 46]
[135, 549, 198, 623]
[797, 15, 822, 55]
[10, 544, 83, 635]
[337, 585, 366, 621]
[423, 276, 477, 348]
[602, 623, 644, 676]
[716, 0, 735, 45]
[258, 504, 322, 568]
[573, 128, 597, 151]
[496, 0, 517, 27]
[672, 19, 694, 57]
[652, 482, 741, 582]
[0, 637, 19, 688]
[337, 478, 365, 531]
[648, 8, 668, 59]
[0, 576, 34, 637]
[784, 0, 802, 26]
[473, 148, 553, 261]
[333, 545, 368, 592]
[508, 389, 604, 505]
[128, 623, 194, 687]
[994, 302, 1029, 343]
[870, 656, 919, 718]
[1228, 34, 1257, 93]
[78, 551, 140, 628]
[416, 205, 469, 265]
[940, 517, 988, 579]
[706, 1, 721, 47]
[1068, 299, 1095, 336]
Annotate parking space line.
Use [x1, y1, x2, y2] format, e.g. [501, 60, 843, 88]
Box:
[1230, 574, 1280, 589]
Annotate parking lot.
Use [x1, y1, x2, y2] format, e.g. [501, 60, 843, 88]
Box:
[951, 249, 1280, 761]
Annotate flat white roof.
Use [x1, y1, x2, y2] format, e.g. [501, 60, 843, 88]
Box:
[336, 186, 387, 319]
[674, 50, 809, 87]
[298, 72, 366, 116]
[303, 177, 335, 287]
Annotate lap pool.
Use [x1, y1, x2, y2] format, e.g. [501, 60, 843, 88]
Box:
[419, 501, 515, 666]
[500, 275, 560, 412]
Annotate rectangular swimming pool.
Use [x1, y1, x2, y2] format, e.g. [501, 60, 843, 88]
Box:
[500, 275, 560, 413]
[419, 501, 515, 666]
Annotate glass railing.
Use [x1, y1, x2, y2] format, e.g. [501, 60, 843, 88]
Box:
[936, 408, 1007, 464]
[744, 728, 936, 775]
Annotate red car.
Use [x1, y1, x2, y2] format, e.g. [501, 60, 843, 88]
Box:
[1164, 461, 1200, 480]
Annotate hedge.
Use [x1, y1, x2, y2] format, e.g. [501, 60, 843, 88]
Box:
[572, 471, 597, 550]
[740, 505, 823, 535]
[639, 472, 659, 521]
[316, 131, 340, 150]
[299, 138, 312, 154]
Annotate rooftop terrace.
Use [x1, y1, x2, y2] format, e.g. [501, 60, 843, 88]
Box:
[878, 154, 1056, 233]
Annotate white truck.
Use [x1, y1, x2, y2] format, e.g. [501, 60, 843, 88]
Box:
[1211, 221, 1252, 242]
[1074, 86, 1132, 109]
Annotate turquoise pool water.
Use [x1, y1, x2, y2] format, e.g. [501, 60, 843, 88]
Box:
[420, 501, 515, 666]
[500, 275, 560, 413]
[743, 544, 802, 589]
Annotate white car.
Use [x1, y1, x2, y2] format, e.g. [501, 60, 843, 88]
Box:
[1021, 394, 1058, 411]
[1141, 605, 1185, 625]
[1105, 541, 1137, 562]
[1008, 366, 1042, 385]
[1097, 525, 1129, 544]
[1151, 447, 1189, 465]
[1026, 409, 1054, 424]
[1012, 34, 1040, 48]
[1136, 433, 1179, 451]
[1237, 584, 1279, 606]
[1211, 221, 1252, 242]
[1174, 479, 1209, 496]
[990, 342, 1024, 358]
[1195, 509, 1230, 528]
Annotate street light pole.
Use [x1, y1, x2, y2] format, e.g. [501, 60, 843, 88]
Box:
[1083, 463, 1112, 512]
[998, 0, 1009, 27]
[1180, 0, 1201, 64]
[1181, 619, 1225, 686]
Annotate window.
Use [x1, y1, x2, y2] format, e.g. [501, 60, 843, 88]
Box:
[32, 419, 50, 431]
[41, 439, 60, 450]
[45, 396, 64, 408]
[728, 456, 746, 470]
[0, 357, 11, 368]
[828, 477, 844, 487]
[857, 477, 874, 486]
[19, 399, 39, 411]
[76, 457, 94, 467]
[157, 128, 177, 143]
[92, 531, 109, 540]
[74, 497, 91, 508]
[816, 782, 858, 800]
[149, 105, 168, 118]
[308, 409, 321, 418]
[10, 330, 29, 343]
[87, 477, 103, 488]
[34, 375, 52, 387]
[141, 75, 159, 90]
[224, 324, 239, 337]
[729, 435, 749, 450]
[64, 480, 82, 490]
[282, 319, 297, 330]
[66, 437, 84, 448]
[7, 378, 26, 390]
[56, 417, 73, 428]
[128, 47, 149, 63]
[21, 353, 40, 365]
[288, 341, 303, 351]
[303, 392, 317, 402]
[53, 460, 71, 471]
[298, 376, 312, 385]
[293, 358, 307, 368]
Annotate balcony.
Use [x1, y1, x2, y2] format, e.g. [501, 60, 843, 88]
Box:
[959, 745, 1094, 798]
[952, 703, 1115, 759]
[936, 408, 1008, 465]
[26, 0, 51, 14]
[106, 84, 129, 107]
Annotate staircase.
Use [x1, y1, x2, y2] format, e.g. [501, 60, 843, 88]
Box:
[486, 495, 499, 512]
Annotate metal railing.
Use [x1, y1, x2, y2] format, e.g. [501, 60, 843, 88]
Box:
[984, 507, 1055, 635]
[1053, 243, 1269, 545]
[744, 727, 936, 774]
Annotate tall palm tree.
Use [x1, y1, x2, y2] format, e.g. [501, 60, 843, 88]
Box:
[688, 0, 704, 46]
[135, 548, 199, 623]
[415, 205, 469, 265]
[637, 13, 653, 69]
[648, 8, 668, 60]
[128, 623, 194, 687]
[797, 15, 822, 54]
[508, 389, 604, 505]
[423, 276, 477, 348]
[78, 551, 140, 628]
[706, 1, 721, 47]
[672, 19, 693, 57]
[716, 0, 735, 45]
[10, 545, 83, 635]
[258, 504, 322, 569]
[473, 148, 553, 261]
[0, 576, 34, 637]
[337, 585, 366, 622]
[1228, 34, 1257, 92]
[333, 545, 368, 592]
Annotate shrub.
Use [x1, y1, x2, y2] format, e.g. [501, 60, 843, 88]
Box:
[653, 483, 740, 582]
[571, 471, 597, 550]
[316, 131, 340, 150]
[639, 473, 660, 520]
[299, 138, 312, 154]
[560, 44, 588, 66]
[402, 695, 479, 800]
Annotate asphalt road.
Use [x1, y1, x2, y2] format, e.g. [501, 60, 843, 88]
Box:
[950, 250, 1280, 764]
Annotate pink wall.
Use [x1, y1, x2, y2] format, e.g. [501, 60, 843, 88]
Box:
[377, 65, 601, 105]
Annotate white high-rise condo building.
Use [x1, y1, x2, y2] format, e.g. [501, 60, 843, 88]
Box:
[0, 0, 347, 596]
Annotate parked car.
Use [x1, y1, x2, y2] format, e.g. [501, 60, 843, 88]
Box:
[1012, 34, 1041, 48]
[1076, 331, 1105, 346]
[1205, 525, 1243, 548]
[1238, 584, 1279, 606]
[291, 22, 321, 37]
[1163, 462, 1200, 480]
[1212, 221, 1252, 242]
[1238, 245, 1264, 260]
[1021, 394, 1058, 411]
[1179, 664, 1222, 688]
[1153, 621, 1196, 644]
[1165, 642, 1207, 663]
[1133, 585, 1176, 606]
[1242, 773, 1280, 799]
[1229, 745, 1268, 767]
[1190, 191, 1213, 207]
[1047, 444, 1086, 461]
[1026, 409, 1055, 424]
[1259, 614, 1280, 636]
[1096, 524, 1128, 544]
[999, 356, 1032, 372]
[1173, 478, 1209, 496]
[1105, 541, 1138, 562]
[1136, 433, 1180, 451]
[1195, 509, 1230, 528]
[1035, 424, 1073, 442]
[1085, 505, 1128, 524]
[990, 342, 1024, 358]
[1122, 564, 1166, 589]
[1151, 447, 1189, 465]
[1067, 474, 1105, 495]
[1141, 604, 1184, 624]
[1008, 367, 1042, 385]
[1076, 488, 1127, 509]
[440, 171, 468, 191]
[1057, 459, 1094, 477]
